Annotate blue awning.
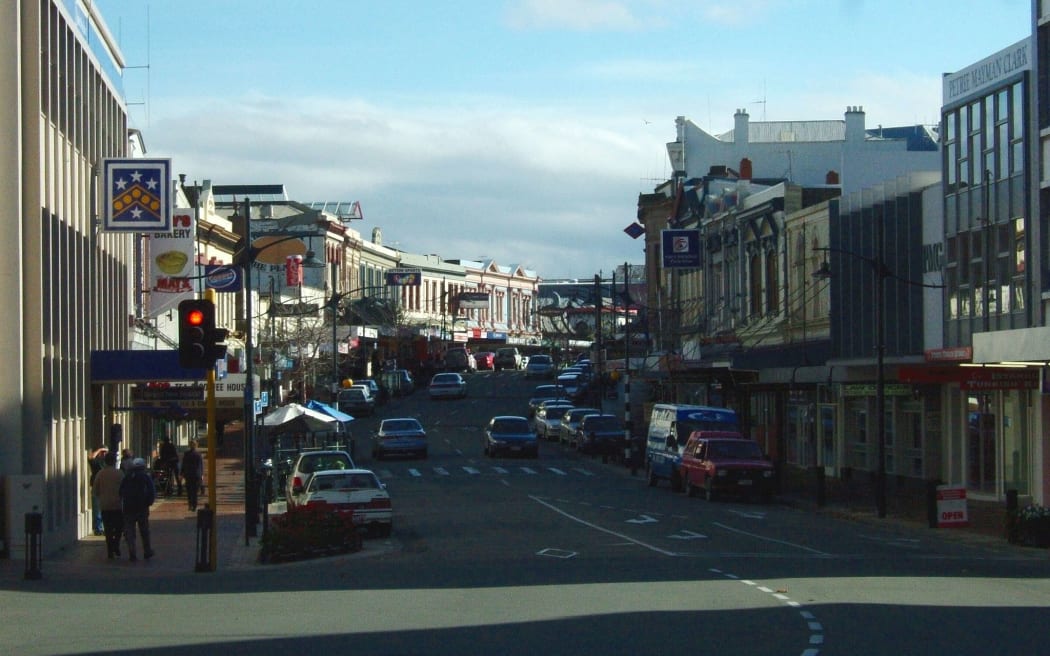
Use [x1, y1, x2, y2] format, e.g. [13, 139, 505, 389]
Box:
[304, 399, 355, 423]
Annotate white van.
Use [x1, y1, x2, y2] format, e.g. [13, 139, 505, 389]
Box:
[645, 404, 740, 491]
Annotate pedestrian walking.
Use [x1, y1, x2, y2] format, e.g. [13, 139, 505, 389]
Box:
[119, 457, 155, 562]
[181, 439, 204, 512]
[91, 451, 124, 559]
[158, 437, 181, 496]
[88, 447, 107, 535]
[119, 448, 135, 475]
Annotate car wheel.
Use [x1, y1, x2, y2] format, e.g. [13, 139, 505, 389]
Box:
[684, 476, 696, 498]
[670, 470, 683, 493]
[704, 481, 717, 502]
[646, 463, 657, 487]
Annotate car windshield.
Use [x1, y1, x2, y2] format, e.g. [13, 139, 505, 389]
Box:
[383, 419, 421, 432]
[568, 409, 599, 422]
[584, 416, 619, 431]
[492, 418, 530, 433]
[530, 356, 551, 365]
[432, 374, 459, 384]
[545, 406, 572, 420]
[309, 472, 379, 491]
[299, 454, 351, 473]
[709, 441, 764, 460]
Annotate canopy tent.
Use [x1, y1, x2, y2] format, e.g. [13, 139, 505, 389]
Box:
[304, 399, 355, 423]
[260, 403, 338, 435]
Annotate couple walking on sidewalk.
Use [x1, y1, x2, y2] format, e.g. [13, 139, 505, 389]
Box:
[92, 453, 155, 561]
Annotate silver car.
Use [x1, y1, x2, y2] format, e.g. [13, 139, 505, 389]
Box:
[429, 372, 467, 399]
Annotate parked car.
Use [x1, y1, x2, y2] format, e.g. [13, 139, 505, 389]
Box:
[556, 372, 586, 401]
[534, 402, 574, 441]
[429, 372, 468, 399]
[524, 354, 555, 379]
[484, 415, 538, 458]
[356, 378, 387, 404]
[372, 417, 428, 460]
[444, 347, 477, 373]
[381, 369, 415, 397]
[558, 407, 601, 446]
[678, 431, 774, 502]
[575, 413, 624, 456]
[494, 346, 523, 370]
[292, 468, 392, 537]
[474, 351, 496, 370]
[285, 449, 356, 508]
[336, 387, 375, 417]
[527, 384, 569, 417]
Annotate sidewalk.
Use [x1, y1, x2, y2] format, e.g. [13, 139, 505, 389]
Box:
[7, 457, 263, 580]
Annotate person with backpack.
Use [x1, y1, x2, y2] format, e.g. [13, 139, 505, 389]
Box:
[181, 439, 204, 512]
[119, 458, 156, 562]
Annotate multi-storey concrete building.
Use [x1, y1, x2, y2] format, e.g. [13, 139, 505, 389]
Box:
[1, 0, 137, 554]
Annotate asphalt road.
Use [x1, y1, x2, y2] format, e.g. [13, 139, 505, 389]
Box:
[3, 369, 1050, 656]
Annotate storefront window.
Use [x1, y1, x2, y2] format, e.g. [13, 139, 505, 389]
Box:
[967, 394, 996, 494]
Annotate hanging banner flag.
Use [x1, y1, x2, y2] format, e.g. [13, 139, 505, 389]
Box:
[148, 209, 195, 317]
[661, 229, 701, 268]
[101, 158, 172, 232]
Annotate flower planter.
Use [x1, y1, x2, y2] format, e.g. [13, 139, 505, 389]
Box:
[1014, 505, 1050, 548]
[259, 505, 363, 563]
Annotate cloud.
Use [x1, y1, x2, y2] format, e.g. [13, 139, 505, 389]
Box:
[150, 94, 651, 279]
[503, 0, 653, 31]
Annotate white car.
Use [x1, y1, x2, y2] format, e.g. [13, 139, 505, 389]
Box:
[429, 372, 468, 399]
[285, 449, 356, 508]
[289, 468, 392, 537]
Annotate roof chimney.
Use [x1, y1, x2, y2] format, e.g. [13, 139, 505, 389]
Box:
[845, 105, 866, 142]
[734, 108, 749, 145]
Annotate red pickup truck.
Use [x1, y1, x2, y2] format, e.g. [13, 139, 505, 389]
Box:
[678, 431, 774, 503]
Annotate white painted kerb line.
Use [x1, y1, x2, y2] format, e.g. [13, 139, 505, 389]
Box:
[712, 522, 830, 555]
[530, 495, 678, 556]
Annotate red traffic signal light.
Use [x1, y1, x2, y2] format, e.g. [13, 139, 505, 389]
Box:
[178, 299, 214, 368]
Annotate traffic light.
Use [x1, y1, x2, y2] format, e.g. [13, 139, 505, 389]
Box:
[178, 299, 228, 368]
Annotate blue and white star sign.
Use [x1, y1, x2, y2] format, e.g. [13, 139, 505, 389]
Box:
[101, 158, 172, 233]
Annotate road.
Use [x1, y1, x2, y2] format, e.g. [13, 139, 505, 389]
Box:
[3, 369, 1050, 655]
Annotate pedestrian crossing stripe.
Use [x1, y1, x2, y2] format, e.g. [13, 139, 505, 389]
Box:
[373, 465, 599, 479]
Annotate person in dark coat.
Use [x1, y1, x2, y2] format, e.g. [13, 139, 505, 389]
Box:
[181, 439, 205, 512]
[119, 458, 156, 561]
[158, 437, 181, 495]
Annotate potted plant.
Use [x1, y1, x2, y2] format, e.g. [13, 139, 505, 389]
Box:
[1014, 504, 1050, 548]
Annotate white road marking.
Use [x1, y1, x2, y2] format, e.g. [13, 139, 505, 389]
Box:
[547, 467, 567, 475]
[434, 467, 450, 476]
[573, 468, 595, 476]
[520, 467, 538, 474]
[530, 496, 677, 556]
[668, 529, 708, 540]
[625, 514, 658, 524]
[407, 469, 421, 477]
[713, 522, 829, 555]
[493, 466, 509, 474]
[727, 509, 766, 519]
[462, 467, 480, 475]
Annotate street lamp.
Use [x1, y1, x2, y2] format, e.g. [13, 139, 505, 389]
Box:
[234, 198, 324, 542]
[813, 239, 941, 519]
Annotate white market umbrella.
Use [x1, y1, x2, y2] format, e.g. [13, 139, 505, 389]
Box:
[260, 402, 339, 435]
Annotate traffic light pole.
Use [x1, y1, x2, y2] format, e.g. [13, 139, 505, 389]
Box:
[205, 288, 219, 569]
[242, 197, 259, 542]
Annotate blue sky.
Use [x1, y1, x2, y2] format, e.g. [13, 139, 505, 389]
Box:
[94, 0, 1031, 279]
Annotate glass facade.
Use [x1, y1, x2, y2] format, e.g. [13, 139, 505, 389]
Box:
[942, 77, 1030, 345]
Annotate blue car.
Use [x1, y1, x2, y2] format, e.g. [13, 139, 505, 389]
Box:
[484, 415, 538, 458]
[372, 417, 428, 460]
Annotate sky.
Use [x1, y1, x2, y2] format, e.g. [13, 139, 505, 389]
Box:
[93, 0, 1032, 280]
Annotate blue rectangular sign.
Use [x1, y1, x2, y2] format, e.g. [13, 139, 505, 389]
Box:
[661, 229, 701, 268]
[102, 158, 172, 232]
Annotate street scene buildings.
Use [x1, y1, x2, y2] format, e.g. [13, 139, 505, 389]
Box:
[2, 0, 1050, 558]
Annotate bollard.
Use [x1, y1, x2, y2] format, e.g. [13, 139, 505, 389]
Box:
[24, 512, 42, 580]
[926, 479, 942, 528]
[812, 466, 826, 508]
[195, 506, 214, 573]
[1006, 489, 1019, 543]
